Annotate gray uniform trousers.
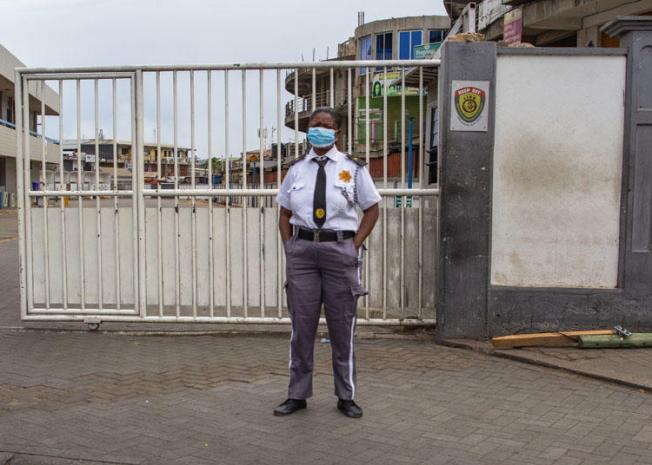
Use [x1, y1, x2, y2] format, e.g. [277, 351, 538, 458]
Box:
[284, 231, 366, 400]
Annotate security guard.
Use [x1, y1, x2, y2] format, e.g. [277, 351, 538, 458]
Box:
[274, 107, 381, 419]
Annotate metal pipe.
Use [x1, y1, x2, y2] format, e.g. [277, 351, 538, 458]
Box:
[259, 69, 265, 317]
[330, 67, 334, 107]
[190, 70, 197, 318]
[31, 190, 134, 197]
[311, 67, 316, 111]
[156, 71, 163, 316]
[364, 67, 370, 317]
[146, 188, 439, 197]
[59, 80, 68, 311]
[224, 70, 231, 317]
[40, 81, 50, 310]
[112, 78, 120, 311]
[19, 60, 439, 74]
[276, 68, 282, 317]
[241, 69, 248, 317]
[21, 313, 436, 326]
[400, 67, 406, 315]
[207, 70, 214, 318]
[294, 67, 298, 159]
[383, 67, 388, 319]
[76, 79, 85, 309]
[173, 71, 180, 316]
[347, 68, 352, 154]
[418, 67, 424, 317]
[94, 79, 103, 310]
[15, 72, 26, 318]
[135, 70, 146, 316]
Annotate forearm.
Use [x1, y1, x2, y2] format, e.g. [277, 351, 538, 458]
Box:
[354, 203, 379, 249]
[279, 207, 293, 242]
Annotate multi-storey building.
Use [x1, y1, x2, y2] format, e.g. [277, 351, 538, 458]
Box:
[284, 14, 449, 184]
[0, 44, 60, 201]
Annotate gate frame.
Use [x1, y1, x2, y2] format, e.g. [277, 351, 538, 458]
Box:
[15, 60, 441, 327]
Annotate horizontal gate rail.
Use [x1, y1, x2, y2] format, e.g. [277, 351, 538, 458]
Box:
[16, 60, 440, 327]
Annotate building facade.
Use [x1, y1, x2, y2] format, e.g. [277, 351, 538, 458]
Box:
[0, 43, 60, 200]
[284, 14, 449, 185]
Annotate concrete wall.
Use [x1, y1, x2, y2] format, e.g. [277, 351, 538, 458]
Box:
[436, 32, 652, 339]
[491, 54, 626, 288]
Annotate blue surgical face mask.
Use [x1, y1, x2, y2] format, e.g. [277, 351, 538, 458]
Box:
[307, 127, 336, 148]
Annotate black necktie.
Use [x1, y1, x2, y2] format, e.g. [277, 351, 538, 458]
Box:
[312, 158, 329, 228]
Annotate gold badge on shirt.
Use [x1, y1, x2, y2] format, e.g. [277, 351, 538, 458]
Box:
[339, 170, 352, 183]
[315, 208, 326, 219]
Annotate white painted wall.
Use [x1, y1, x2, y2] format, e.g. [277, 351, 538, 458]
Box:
[491, 54, 626, 288]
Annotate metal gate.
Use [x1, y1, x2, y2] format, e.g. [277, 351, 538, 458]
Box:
[15, 60, 440, 327]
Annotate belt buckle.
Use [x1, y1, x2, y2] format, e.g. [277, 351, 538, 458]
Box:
[314, 230, 320, 242]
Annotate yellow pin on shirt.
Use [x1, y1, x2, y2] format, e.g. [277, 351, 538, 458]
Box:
[315, 208, 325, 219]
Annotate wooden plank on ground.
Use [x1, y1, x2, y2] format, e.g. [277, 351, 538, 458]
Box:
[492, 330, 616, 349]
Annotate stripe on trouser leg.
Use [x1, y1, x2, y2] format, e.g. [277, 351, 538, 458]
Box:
[288, 319, 294, 371]
[348, 316, 357, 399]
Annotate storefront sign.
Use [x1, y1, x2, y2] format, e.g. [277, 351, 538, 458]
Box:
[413, 42, 441, 59]
[503, 7, 523, 44]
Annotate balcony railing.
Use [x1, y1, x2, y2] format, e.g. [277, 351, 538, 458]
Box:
[285, 90, 332, 119]
[0, 117, 60, 145]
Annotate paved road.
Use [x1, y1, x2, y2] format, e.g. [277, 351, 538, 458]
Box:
[2, 331, 652, 465]
[2, 209, 652, 464]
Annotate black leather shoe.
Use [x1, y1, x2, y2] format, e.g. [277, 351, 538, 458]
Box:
[337, 399, 363, 418]
[273, 398, 306, 416]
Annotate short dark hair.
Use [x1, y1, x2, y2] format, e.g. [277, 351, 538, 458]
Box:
[309, 107, 342, 129]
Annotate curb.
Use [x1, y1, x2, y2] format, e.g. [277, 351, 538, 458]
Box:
[439, 338, 652, 394]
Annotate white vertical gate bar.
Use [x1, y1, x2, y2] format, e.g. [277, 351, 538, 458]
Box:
[400, 67, 406, 315]
[15, 71, 26, 318]
[23, 77, 33, 313]
[173, 71, 180, 316]
[156, 72, 163, 316]
[259, 69, 265, 317]
[241, 70, 248, 317]
[382, 66, 388, 319]
[364, 67, 370, 317]
[347, 68, 352, 154]
[112, 78, 121, 310]
[94, 79, 103, 310]
[135, 70, 146, 316]
[418, 66, 423, 317]
[190, 70, 197, 318]
[276, 68, 282, 317]
[59, 80, 68, 310]
[130, 76, 138, 313]
[207, 70, 215, 318]
[329, 67, 334, 107]
[311, 67, 316, 111]
[76, 79, 85, 309]
[294, 68, 298, 159]
[40, 82, 50, 309]
[224, 69, 232, 317]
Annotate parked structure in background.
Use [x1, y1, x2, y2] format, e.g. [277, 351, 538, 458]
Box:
[0, 44, 59, 205]
[448, 0, 652, 47]
[285, 14, 450, 186]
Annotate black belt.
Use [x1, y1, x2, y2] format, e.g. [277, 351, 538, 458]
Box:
[297, 228, 355, 242]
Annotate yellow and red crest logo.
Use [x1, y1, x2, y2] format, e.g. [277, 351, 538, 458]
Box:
[454, 86, 485, 123]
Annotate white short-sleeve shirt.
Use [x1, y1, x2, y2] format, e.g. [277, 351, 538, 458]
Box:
[276, 146, 381, 231]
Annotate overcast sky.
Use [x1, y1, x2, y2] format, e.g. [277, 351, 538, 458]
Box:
[2, 0, 447, 159]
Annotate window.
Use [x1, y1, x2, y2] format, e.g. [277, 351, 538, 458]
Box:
[399, 30, 423, 59]
[359, 35, 372, 75]
[375, 32, 392, 60]
[428, 29, 448, 44]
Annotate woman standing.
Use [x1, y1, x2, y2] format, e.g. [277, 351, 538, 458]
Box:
[274, 107, 381, 419]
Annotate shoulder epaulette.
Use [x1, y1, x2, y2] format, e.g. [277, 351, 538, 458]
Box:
[287, 154, 307, 168]
[345, 154, 367, 167]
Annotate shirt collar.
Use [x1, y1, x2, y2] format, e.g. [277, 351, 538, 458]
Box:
[307, 145, 340, 162]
